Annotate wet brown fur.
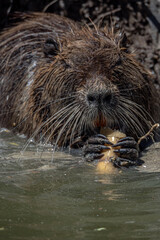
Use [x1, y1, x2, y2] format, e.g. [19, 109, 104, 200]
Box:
[0, 12, 159, 147]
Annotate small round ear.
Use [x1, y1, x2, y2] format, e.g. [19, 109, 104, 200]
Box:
[43, 38, 59, 57]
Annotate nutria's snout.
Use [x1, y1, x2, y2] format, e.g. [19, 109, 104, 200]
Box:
[79, 77, 120, 130]
[86, 88, 119, 128]
[76, 82, 119, 132]
[86, 89, 119, 109]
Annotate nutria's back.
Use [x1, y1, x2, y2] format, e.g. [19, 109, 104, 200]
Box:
[0, 12, 159, 147]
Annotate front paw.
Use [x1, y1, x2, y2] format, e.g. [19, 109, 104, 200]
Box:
[83, 134, 112, 162]
[112, 137, 139, 167]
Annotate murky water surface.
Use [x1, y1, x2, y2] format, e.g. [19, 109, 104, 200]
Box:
[0, 129, 160, 240]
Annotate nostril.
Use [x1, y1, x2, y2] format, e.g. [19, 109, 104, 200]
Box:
[87, 95, 95, 102]
[103, 92, 118, 107]
[103, 94, 112, 104]
[87, 93, 98, 106]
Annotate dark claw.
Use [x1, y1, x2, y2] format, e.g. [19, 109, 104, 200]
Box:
[84, 153, 104, 162]
[114, 148, 138, 159]
[113, 140, 137, 148]
[84, 144, 110, 154]
[87, 135, 113, 146]
[95, 134, 110, 139]
[116, 136, 135, 142]
[114, 157, 137, 167]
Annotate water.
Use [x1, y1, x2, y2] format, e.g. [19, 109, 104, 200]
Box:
[0, 129, 160, 240]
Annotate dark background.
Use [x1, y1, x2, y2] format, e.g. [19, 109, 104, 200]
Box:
[0, 0, 159, 90]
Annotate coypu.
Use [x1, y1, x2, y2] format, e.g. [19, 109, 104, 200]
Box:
[0, 12, 159, 166]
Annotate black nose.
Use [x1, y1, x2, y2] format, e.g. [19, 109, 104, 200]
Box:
[87, 91, 116, 108]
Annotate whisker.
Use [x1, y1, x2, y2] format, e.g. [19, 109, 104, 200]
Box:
[42, 102, 78, 145]
[120, 96, 154, 124]
[69, 106, 84, 147]
[61, 106, 81, 147]
[21, 101, 77, 152]
[117, 96, 153, 137]
[53, 105, 81, 150]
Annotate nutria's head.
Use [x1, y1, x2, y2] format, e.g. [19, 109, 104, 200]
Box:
[29, 26, 154, 146]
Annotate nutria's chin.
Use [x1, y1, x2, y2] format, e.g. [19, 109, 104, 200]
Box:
[0, 12, 159, 147]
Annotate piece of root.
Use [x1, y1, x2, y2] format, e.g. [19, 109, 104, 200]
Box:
[96, 128, 126, 174]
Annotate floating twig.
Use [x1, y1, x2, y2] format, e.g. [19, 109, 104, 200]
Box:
[138, 123, 159, 145]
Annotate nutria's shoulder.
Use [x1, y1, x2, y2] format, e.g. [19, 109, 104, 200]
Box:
[0, 12, 159, 148]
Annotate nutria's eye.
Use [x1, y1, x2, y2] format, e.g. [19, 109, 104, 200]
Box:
[43, 38, 59, 57]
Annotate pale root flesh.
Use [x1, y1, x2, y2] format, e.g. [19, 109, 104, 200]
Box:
[96, 128, 126, 174]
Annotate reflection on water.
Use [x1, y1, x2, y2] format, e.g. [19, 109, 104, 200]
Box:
[0, 129, 160, 240]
